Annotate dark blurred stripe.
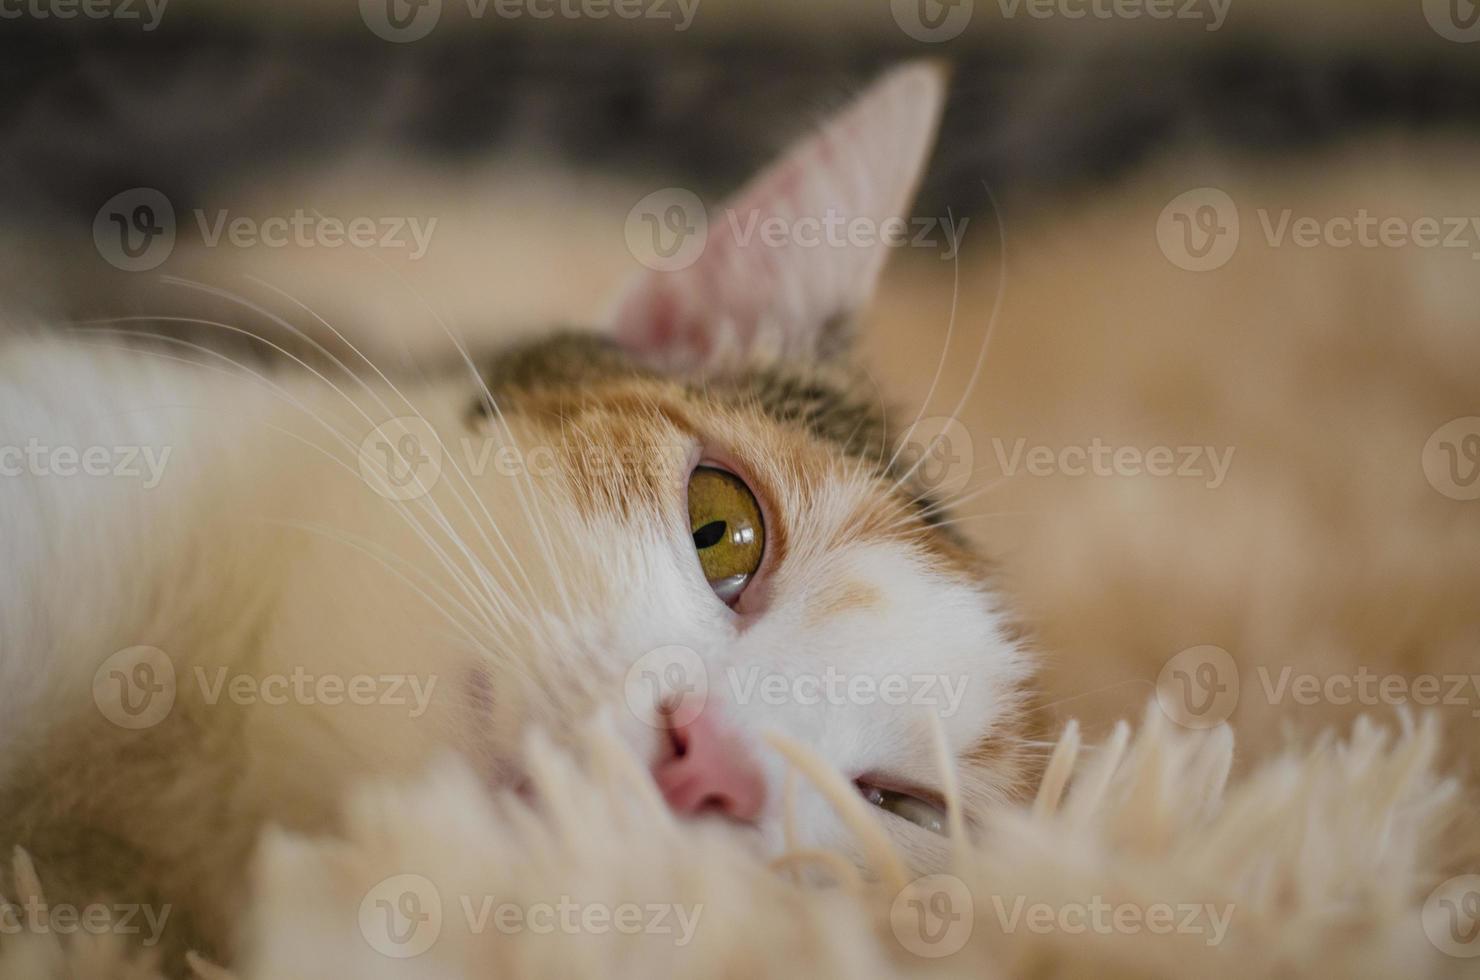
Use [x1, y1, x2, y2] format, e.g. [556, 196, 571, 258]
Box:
[2, 16, 1480, 227]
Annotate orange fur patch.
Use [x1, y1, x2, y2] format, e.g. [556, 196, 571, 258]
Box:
[803, 579, 884, 627]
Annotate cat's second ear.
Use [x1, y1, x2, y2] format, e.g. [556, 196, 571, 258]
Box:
[607, 61, 948, 373]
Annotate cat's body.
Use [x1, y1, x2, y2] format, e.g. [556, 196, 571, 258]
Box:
[0, 65, 1039, 966]
[0, 337, 463, 951]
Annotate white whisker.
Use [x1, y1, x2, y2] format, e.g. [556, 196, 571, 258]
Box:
[68, 326, 513, 638]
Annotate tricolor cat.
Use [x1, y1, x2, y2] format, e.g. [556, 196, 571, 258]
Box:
[0, 63, 1036, 962]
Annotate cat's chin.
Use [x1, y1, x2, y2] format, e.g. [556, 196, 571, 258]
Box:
[668, 811, 774, 859]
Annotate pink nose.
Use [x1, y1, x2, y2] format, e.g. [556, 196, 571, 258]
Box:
[652, 710, 767, 823]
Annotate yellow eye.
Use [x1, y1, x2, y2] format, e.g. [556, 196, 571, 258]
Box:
[687, 466, 765, 604]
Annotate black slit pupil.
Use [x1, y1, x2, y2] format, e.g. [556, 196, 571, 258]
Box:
[693, 521, 727, 549]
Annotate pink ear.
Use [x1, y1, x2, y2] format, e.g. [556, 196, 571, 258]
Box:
[609, 61, 948, 372]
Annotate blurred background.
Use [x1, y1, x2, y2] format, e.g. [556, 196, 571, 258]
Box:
[3, 0, 1478, 785]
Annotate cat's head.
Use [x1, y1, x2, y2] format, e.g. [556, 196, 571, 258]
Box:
[381, 63, 1037, 867]
[455, 63, 1035, 865]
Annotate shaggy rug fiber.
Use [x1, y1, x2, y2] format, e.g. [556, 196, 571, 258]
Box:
[3, 701, 1472, 978]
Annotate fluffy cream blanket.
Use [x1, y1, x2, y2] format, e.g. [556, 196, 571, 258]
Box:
[4, 702, 1470, 979]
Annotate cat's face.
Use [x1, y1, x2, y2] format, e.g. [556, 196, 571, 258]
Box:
[274, 63, 1033, 869]
[451, 333, 1035, 866]
[418, 63, 1037, 866]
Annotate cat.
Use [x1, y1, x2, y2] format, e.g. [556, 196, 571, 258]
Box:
[0, 62, 1037, 965]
